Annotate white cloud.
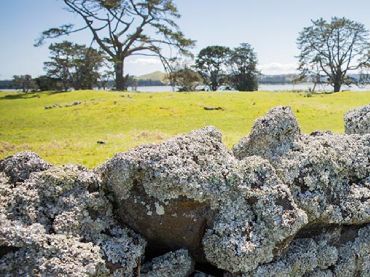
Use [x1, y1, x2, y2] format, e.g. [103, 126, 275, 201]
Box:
[258, 63, 298, 75]
[126, 57, 162, 65]
[125, 57, 164, 76]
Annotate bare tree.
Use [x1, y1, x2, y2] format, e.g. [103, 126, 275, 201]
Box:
[297, 17, 370, 92]
[36, 0, 194, 90]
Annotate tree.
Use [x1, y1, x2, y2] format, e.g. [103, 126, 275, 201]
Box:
[73, 46, 105, 89]
[36, 0, 194, 91]
[297, 17, 370, 92]
[44, 41, 76, 91]
[44, 41, 104, 91]
[12, 75, 38, 92]
[168, 66, 202, 91]
[228, 43, 259, 91]
[195, 46, 231, 91]
[34, 75, 63, 91]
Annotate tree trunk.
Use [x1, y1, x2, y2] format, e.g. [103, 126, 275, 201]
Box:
[114, 60, 126, 91]
[333, 82, 341, 92]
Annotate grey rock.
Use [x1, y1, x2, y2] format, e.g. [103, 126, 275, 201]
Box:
[99, 128, 307, 270]
[276, 134, 370, 224]
[0, 164, 146, 276]
[249, 237, 337, 277]
[234, 106, 370, 225]
[0, 152, 50, 183]
[334, 225, 370, 277]
[99, 127, 238, 260]
[246, 225, 370, 277]
[345, 104, 370, 135]
[2, 104, 370, 276]
[141, 249, 194, 277]
[202, 156, 307, 273]
[233, 106, 300, 161]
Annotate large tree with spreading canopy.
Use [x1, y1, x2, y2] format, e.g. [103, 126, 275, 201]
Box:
[297, 17, 370, 92]
[36, 0, 195, 90]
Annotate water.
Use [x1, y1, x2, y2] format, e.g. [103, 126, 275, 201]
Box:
[130, 83, 370, 92]
[2, 83, 370, 93]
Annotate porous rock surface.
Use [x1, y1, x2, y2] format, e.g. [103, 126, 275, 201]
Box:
[1, 103, 370, 276]
[141, 249, 194, 276]
[0, 159, 146, 276]
[345, 104, 370, 135]
[0, 152, 51, 183]
[99, 127, 307, 271]
[233, 106, 300, 161]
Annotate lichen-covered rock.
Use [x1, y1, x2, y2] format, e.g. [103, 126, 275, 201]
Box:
[100, 126, 238, 205]
[276, 134, 370, 224]
[141, 249, 194, 277]
[0, 218, 108, 277]
[99, 127, 239, 259]
[202, 156, 307, 273]
[234, 106, 370, 225]
[0, 162, 146, 276]
[345, 104, 370, 135]
[233, 106, 300, 161]
[248, 237, 338, 277]
[0, 152, 50, 183]
[2, 104, 370, 276]
[246, 225, 370, 277]
[99, 128, 307, 268]
[333, 225, 370, 277]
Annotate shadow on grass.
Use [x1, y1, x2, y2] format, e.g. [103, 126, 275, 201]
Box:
[0, 93, 41, 100]
[45, 90, 72, 96]
[0, 90, 72, 100]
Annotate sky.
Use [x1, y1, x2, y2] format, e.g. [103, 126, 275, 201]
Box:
[1, 0, 370, 79]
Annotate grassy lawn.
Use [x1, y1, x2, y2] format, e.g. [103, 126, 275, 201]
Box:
[0, 90, 369, 168]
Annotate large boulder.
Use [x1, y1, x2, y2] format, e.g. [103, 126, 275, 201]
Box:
[99, 129, 307, 272]
[0, 152, 50, 183]
[0, 157, 146, 276]
[345, 104, 370, 135]
[99, 127, 237, 260]
[233, 106, 300, 161]
[233, 106, 370, 225]
[276, 133, 370, 224]
[202, 156, 307, 273]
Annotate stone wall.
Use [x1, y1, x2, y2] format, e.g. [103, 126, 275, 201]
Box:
[0, 104, 369, 276]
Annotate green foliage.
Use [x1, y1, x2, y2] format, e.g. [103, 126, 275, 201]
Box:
[169, 67, 203, 91]
[195, 43, 259, 91]
[1, 90, 369, 168]
[228, 43, 259, 91]
[195, 46, 231, 91]
[44, 41, 104, 91]
[34, 76, 63, 91]
[12, 75, 38, 93]
[297, 17, 370, 92]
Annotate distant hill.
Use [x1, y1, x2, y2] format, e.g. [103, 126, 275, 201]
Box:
[136, 71, 167, 82]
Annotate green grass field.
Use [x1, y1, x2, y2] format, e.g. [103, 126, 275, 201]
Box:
[0, 90, 369, 168]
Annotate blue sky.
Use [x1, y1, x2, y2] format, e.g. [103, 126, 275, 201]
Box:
[1, 0, 370, 79]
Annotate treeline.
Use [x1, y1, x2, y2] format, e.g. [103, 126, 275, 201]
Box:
[5, 0, 370, 93]
[169, 44, 258, 91]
